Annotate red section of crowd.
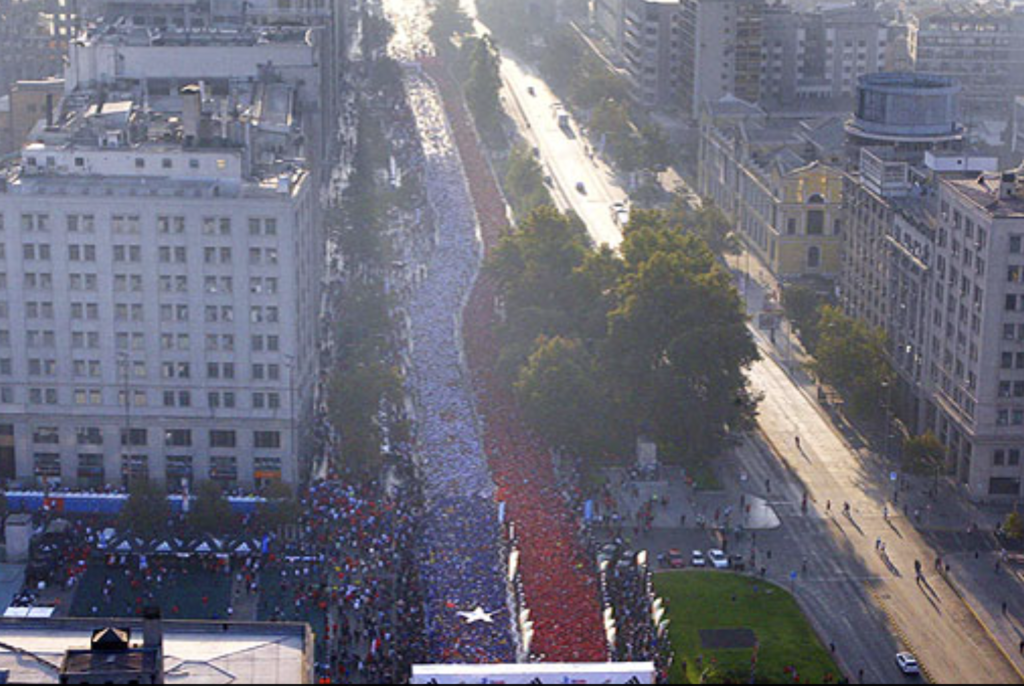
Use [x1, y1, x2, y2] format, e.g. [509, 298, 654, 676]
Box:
[424, 59, 608, 663]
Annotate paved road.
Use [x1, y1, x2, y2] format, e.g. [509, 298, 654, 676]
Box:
[745, 299, 1022, 683]
[466, 0, 626, 249]
[496, 55, 627, 249]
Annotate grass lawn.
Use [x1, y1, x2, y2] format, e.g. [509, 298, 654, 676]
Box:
[654, 571, 841, 684]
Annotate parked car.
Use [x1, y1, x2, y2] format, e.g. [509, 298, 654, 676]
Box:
[896, 653, 920, 676]
[666, 549, 687, 569]
[618, 550, 636, 569]
[691, 550, 707, 568]
[708, 549, 730, 569]
[730, 554, 746, 571]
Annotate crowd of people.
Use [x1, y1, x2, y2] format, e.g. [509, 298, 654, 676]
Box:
[401, 69, 516, 663]
[422, 58, 609, 663]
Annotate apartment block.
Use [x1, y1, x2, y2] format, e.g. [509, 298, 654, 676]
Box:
[911, 3, 1024, 119]
[622, 0, 687, 109]
[761, 0, 889, 107]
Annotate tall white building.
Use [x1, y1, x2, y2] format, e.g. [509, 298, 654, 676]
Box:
[0, 29, 323, 492]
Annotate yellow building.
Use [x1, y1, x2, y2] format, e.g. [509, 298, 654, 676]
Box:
[698, 96, 845, 282]
[768, 161, 844, 279]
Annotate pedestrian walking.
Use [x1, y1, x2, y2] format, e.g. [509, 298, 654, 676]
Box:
[1003, 601, 1009, 615]
[875, 538, 881, 551]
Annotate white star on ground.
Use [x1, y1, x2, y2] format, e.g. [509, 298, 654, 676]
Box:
[456, 607, 496, 624]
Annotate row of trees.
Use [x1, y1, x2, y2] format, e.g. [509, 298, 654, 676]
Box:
[781, 286, 894, 419]
[503, 145, 554, 218]
[118, 480, 300, 538]
[325, 74, 408, 477]
[489, 206, 759, 466]
[429, 1, 506, 147]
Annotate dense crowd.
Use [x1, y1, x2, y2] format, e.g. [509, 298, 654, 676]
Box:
[402, 70, 516, 663]
[423, 58, 609, 663]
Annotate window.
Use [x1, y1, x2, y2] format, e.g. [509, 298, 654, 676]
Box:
[209, 455, 238, 482]
[254, 431, 281, 449]
[989, 478, 1021, 497]
[33, 453, 61, 478]
[77, 453, 105, 487]
[165, 429, 192, 447]
[807, 246, 821, 269]
[121, 454, 149, 487]
[209, 430, 237, 448]
[76, 427, 103, 446]
[166, 455, 193, 487]
[807, 210, 825, 236]
[33, 427, 59, 444]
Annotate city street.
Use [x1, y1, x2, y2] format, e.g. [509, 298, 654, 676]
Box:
[461, 3, 1024, 681]
[473, 13, 1024, 681]
[495, 54, 627, 249]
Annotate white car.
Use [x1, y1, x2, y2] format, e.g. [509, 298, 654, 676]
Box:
[708, 549, 730, 569]
[691, 550, 707, 568]
[896, 652, 920, 676]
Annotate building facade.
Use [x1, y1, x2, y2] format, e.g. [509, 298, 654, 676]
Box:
[0, 0, 79, 95]
[761, 0, 889, 107]
[699, 99, 844, 281]
[910, 3, 1024, 120]
[680, 0, 765, 117]
[622, 0, 686, 109]
[0, 79, 65, 156]
[0, 31, 324, 491]
[838, 141, 1024, 500]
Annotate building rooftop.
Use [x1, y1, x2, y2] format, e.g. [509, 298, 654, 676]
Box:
[75, 23, 316, 49]
[8, 71, 307, 192]
[947, 173, 1024, 218]
[0, 618, 311, 684]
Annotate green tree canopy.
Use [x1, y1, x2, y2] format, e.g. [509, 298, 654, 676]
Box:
[429, 0, 473, 50]
[328, 359, 403, 476]
[119, 480, 170, 539]
[255, 480, 302, 532]
[515, 336, 623, 458]
[462, 35, 504, 145]
[782, 285, 826, 350]
[1004, 510, 1024, 541]
[607, 233, 758, 460]
[488, 206, 758, 469]
[188, 481, 238, 536]
[812, 306, 894, 416]
[504, 146, 553, 218]
[903, 432, 946, 476]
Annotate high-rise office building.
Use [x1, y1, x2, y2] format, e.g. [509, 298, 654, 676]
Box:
[0, 26, 325, 491]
